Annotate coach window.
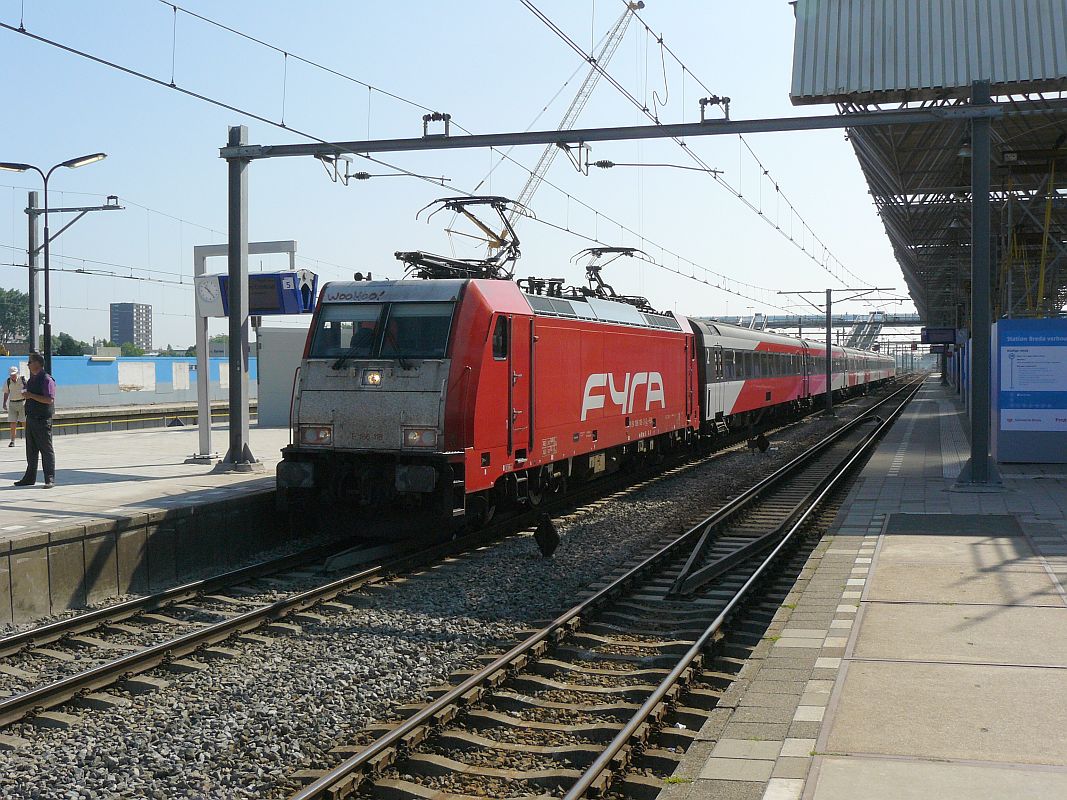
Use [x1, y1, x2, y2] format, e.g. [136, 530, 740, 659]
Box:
[492, 316, 509, 359]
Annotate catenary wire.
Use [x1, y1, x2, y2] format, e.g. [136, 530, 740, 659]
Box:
[0, 13, 785, 309]
[621, 0, 871, 287]
[524, 0, 872, 288]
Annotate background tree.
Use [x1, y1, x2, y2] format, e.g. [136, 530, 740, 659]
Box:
[52, 331, 93, 356]
[0, 288, 30, 347]
[120, 341, 146, 357]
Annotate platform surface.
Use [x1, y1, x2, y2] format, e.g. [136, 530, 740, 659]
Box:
[0, 424, 288, 546]
[665, 377, 1067, 800]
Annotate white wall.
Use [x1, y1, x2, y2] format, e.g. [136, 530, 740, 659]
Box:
[256, 326, 309, 428]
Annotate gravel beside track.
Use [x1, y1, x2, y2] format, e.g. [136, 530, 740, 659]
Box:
[0, 399, 873, 799]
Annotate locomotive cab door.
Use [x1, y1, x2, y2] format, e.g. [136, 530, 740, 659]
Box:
[509, 314, 533, 460]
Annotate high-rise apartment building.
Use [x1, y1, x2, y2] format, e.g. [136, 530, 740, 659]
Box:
[109, 303, 152, 350]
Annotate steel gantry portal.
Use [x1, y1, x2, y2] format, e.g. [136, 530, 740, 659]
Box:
[218, 100, 1019, 479]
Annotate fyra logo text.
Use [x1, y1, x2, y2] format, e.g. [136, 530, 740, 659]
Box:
[581, 372, 666, 421]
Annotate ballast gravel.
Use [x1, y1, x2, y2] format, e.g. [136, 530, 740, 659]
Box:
[0, 403, 869, 799]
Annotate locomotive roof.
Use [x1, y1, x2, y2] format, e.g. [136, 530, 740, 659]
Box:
[320, 279, 465, 304]
[522, 292, 682, 331]
[321, 278, 683, 332]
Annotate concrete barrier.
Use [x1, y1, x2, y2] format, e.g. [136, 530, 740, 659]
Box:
[0, 489, 285, 623]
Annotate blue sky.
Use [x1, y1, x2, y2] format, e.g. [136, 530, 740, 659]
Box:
[0, 1, 908, 348]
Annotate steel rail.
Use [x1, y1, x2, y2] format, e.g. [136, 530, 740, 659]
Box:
[0, 433, 729, 733]
[0, 406, 807, 731]
[0, 508, 548, 730]
[0, 540, 352, 659]
[668, 379, 919, 595]
[288, 379, 921, 800]
[0, 561, 390, 728]
[562, 381, 922, 799]
[670, 420, 878, 596]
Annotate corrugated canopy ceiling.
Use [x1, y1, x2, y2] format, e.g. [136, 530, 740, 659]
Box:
[791, 0, 1067, 326]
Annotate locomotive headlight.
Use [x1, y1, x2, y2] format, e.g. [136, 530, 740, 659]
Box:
[402, 427, 437, 448]
[299, 424, 333, 446]
[362, 369, 383, 386]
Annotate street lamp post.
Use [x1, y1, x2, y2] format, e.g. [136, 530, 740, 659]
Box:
[0, 153, 107, 371]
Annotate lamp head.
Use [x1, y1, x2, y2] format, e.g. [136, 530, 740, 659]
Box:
[0, 162, 32, 173]
[60, 152, 106, 169]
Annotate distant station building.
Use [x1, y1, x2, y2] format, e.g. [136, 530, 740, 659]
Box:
[110, 302, 152, 350]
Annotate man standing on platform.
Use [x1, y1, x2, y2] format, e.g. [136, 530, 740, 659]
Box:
[3, 366, 26, 447]
[13, 352, 56, 489]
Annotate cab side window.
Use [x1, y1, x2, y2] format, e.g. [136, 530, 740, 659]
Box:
[492, 316, 509, 359]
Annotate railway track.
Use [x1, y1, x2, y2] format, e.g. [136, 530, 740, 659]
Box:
[0, 384, 909, 800]
[287, 378, 921, 800]
[0, 382, 902, 756]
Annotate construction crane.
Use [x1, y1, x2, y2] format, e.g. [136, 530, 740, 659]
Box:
[499, 1, 644, 238]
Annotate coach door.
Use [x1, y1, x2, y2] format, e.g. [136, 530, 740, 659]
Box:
[509, 315, 533, 458]
[684, 338, 694, 422]
[801, 343, 812, 398]
[709, 345, 726, 419]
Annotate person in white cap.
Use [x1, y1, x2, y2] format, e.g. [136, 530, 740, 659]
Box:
[2, 365, 26, 447]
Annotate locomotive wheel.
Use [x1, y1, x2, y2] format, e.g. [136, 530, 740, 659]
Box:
[527, 483, 545, 507]
[551, 473, 568, 497]
[526, 466, 551, 507]
[467, 492, 497, 528]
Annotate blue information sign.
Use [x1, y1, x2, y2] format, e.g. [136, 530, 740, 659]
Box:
[195, 270, 318, 318]
[995, 318, 1067, 463]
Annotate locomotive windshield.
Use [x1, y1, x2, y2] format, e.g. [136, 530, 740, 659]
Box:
[309, 301, 455, 362]
[379, 303, 454, 359]
[309, 303, 383, 359]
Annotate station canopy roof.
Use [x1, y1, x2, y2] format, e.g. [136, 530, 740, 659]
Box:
[790, 0, 1067, 327]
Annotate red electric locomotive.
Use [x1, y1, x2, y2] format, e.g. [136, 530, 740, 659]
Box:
[277, 276, 699, 526]
[277, 273, 894, 529]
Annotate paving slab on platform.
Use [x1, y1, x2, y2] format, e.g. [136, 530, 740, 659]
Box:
[876, 533, 1038, 564]
[853, 602, 1067, 665]
[826, 660, 1067, 764]
[0, 425, 288, 545]
[810, 757, 1067, 800]
[865, 562, 1063, 605]
[884, 513, 1022, 536]
[660, 378, 1067, 800]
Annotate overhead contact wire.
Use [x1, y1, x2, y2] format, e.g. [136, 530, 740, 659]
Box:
[619, 0, 870, 287]
[0, 12, 783, 309]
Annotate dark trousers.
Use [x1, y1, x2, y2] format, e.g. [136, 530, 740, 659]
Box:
[23, 415, 55, 482]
